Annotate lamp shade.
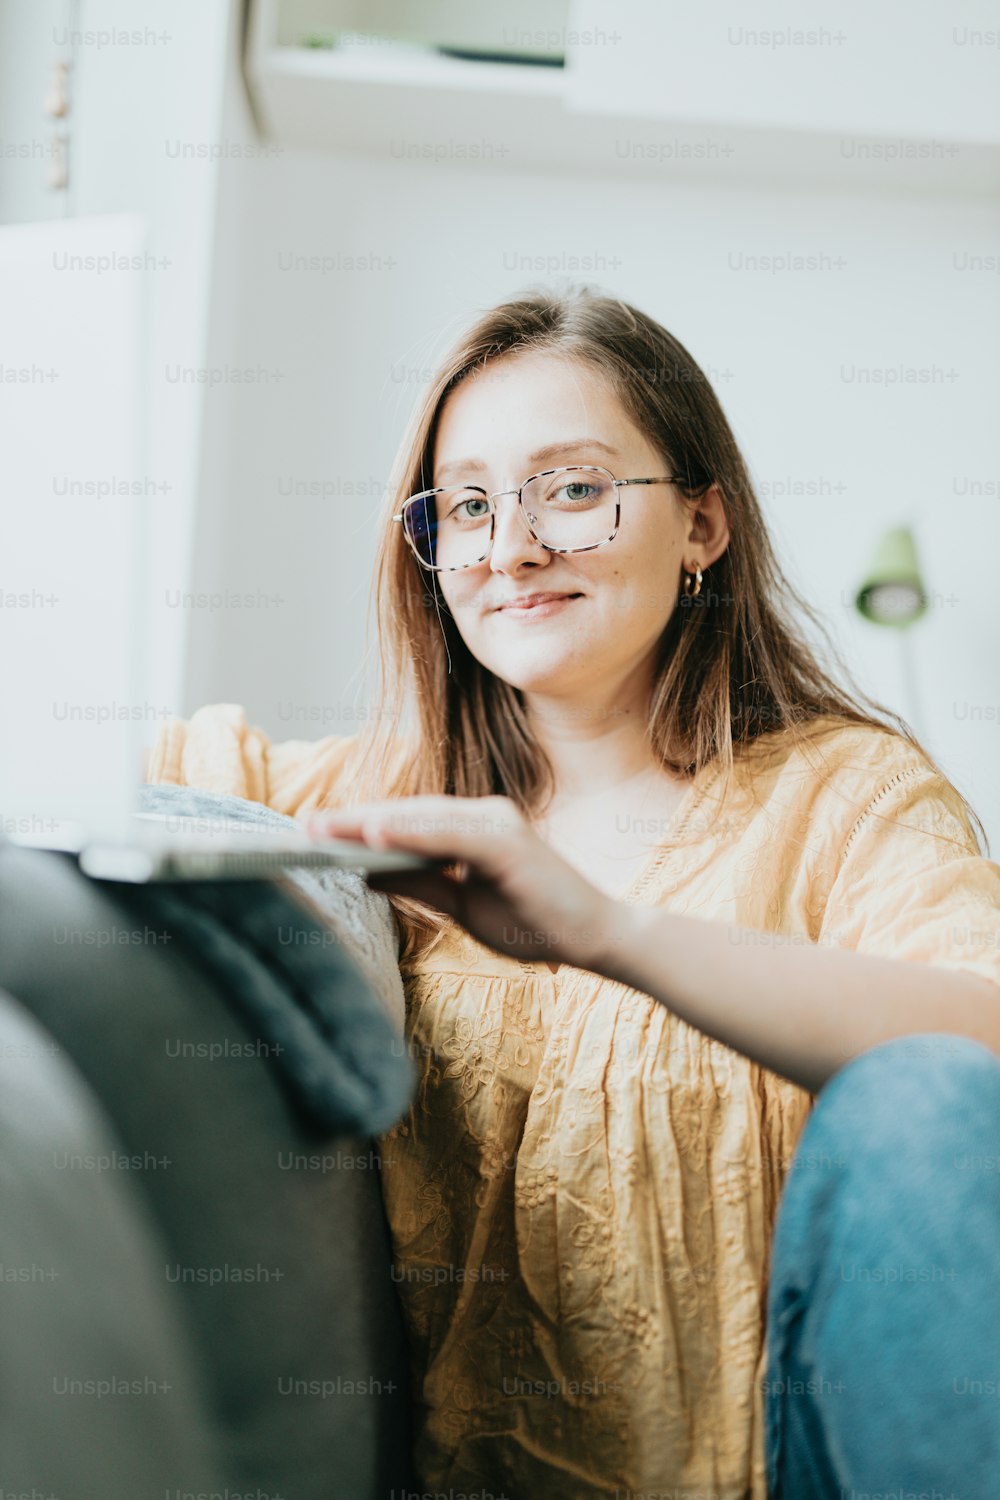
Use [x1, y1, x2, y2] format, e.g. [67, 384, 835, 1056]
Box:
[854, 526, 927, 628]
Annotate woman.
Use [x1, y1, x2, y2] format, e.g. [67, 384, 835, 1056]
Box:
[149, 287, 1000, 1498]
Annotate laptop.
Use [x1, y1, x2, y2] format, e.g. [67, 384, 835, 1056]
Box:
[67, 805, 436, 886]
[0, 212, 432, 885]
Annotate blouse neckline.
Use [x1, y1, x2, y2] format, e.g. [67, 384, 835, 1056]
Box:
[618, 759, 723, 905]
[538, 758, 724, 976]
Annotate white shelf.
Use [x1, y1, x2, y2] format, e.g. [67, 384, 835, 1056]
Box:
[265, 40, 566, 98]
[243, 3, 1000, 196]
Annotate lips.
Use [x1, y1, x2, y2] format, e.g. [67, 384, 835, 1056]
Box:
[497, 592, 582, 611]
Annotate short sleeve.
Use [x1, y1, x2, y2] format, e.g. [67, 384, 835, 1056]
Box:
[818, 765, 1000, 994]
[145, 702, 359, 818]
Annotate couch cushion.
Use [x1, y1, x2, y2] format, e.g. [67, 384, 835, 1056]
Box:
[0, 834, 415, 1499]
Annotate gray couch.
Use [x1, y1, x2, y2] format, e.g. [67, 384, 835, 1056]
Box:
[0, 787, 417, 1500]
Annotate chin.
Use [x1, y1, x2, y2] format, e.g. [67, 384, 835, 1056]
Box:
[479, 654, 578, 693]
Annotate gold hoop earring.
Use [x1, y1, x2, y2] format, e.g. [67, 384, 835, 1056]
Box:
[683, 563, 703, 598]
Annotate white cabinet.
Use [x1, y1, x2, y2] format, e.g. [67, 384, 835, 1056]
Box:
[0, 0, 74, 224]
[244, 0, 1000, 193]
[567, 0, 1000, 143]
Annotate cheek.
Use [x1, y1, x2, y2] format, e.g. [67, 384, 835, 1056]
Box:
[599, 556, 675, 621]
[427, 578, 490, 633]
[439, 580, 479, 616]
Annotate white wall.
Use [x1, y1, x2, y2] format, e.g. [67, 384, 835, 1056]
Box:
[69, 0, 234, 715]
[177, 43, 1000, 846]
[0, 0, 232, 777]
[13, 0, 988, 843]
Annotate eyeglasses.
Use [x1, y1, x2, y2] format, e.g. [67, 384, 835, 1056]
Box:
[392, 464, 687, 572]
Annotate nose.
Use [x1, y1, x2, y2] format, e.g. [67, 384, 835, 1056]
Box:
[487, 490, 551, 575]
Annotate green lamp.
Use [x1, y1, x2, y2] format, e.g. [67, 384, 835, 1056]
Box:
[854, 526, 928, 628]
[853, 525, 928, 737]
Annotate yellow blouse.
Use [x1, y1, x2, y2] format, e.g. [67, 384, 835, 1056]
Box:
[148, 704, 1000, 1500]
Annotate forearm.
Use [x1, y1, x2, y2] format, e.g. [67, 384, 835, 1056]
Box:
[591, 902, 1000, 1094]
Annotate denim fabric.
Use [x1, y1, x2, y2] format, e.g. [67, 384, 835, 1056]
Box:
[764, 1032, 1000, 1499]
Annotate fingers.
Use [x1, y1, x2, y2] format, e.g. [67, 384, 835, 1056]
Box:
[301, 797, 523, 875]
[363, 866, 466, 921]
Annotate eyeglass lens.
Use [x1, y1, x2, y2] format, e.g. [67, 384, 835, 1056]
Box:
[403, 468, 617, 569]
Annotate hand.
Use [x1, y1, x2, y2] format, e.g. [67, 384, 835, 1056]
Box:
[300, 794, 624, 973]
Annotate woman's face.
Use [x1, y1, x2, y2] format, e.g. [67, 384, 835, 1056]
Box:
[428, 349, 718, 709]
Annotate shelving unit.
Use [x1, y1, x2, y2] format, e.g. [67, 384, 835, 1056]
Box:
[243, 0, 1000, 195]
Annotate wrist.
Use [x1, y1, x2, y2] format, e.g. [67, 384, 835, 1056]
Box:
[580, 896, 650, 984]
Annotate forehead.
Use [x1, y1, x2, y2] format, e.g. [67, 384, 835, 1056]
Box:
[432, 351, 639, 478]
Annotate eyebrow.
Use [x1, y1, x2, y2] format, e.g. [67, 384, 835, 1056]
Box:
[435, 438, 620, 485]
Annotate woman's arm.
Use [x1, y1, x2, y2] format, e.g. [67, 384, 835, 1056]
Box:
[592, 902, 1000, 1095]
[303, 794, 1000, 1094]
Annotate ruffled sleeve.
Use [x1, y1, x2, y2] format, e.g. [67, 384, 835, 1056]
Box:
[145, 702, 359, 818]
[818, 762, 1000, 994]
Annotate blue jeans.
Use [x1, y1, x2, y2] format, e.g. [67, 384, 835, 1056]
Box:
[764, 1032, 1000, 1499]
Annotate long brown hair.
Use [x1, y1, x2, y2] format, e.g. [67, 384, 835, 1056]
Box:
[332, 285, 987, 961]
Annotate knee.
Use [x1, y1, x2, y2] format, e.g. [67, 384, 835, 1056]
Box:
[804, 1032, 1000, 1168]
[771, 1034, 1000, 1278]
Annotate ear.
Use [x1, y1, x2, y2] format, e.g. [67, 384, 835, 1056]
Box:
[685, 483, 730, 568]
